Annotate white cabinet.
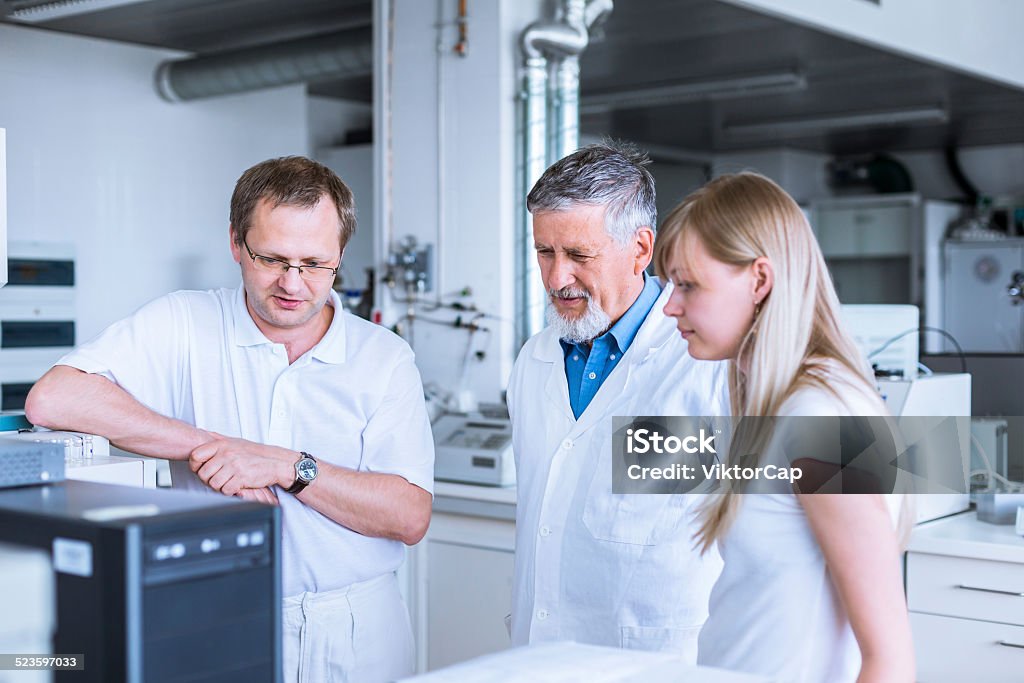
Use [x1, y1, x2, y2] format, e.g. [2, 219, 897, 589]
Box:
[816, 204, 912, 258]
[409, 482, 516, 674]
[810, 195, 959, 313]
[906, 512, 1024, 681]
[910, 612, 1024, 683]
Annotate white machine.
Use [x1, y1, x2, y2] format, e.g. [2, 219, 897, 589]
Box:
[842, 304, 919, 379]
[941, 238, 1024, 352]
[0, 421, 156, 488]
[432, 413, 514, 487]
[878, 373, 972, 523]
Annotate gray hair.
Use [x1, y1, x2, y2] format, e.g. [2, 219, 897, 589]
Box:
[526, 140, 657, 244]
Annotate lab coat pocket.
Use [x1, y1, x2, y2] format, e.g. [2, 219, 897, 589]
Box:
[621, 624, 700, 661]
[581, 492, 673, 545]
[581, 452, 674, 545]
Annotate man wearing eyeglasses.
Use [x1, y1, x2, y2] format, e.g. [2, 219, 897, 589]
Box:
[25, 156, 434, 683]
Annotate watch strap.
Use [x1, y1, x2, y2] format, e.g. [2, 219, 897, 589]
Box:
[285, 452, 316, 495]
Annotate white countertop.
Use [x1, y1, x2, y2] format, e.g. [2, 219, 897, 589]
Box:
[434, 481, 517, 505]
[401, 642, 768, 683]
[908, 510, 1024, 564]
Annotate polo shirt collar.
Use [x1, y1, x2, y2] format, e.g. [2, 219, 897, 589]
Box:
[232, 283, 348, 364]
[311, 290, 347, 364]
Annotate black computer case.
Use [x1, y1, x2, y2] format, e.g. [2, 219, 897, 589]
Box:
[0, 480, 281, 682]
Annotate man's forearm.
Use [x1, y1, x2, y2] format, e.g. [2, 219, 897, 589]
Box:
[294, 462, 431, 545]
[25, 365, 209, 460]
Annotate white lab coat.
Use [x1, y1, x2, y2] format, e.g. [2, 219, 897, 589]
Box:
[507, 280, 730, 661]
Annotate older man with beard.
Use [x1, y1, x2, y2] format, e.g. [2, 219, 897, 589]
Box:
[506, 141, 729, 661]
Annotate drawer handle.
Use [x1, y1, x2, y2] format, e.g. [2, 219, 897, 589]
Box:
[998, 641, 1024, 650]
[955, 584, 1024, 597]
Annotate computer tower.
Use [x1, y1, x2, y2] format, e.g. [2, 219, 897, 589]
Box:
[0, 481, 280, 682]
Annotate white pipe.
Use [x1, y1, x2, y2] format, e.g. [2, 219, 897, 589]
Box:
[517, 0, 612, 342]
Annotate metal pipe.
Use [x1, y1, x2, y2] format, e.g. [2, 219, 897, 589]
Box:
[520, 55, 550, 342]
[517, 0, 613, 342]
[156, 26, 372, 102]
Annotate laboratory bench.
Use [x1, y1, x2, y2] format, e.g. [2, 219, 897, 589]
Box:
[906, 510, 1024, 682]
[418, 489, 1024, 680]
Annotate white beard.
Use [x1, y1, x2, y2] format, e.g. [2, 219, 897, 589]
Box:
[545, 288, 612, 344]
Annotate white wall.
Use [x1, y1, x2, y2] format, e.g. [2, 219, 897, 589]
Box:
[308, 96, 372, 152]
[712, 148, 831, 204]
[385, 0, 543, 406]
[724, 0, 1024, 89]
[650, 161, 708, 227]
[309, 97, 375, 296]
[0, 24, 308, 343]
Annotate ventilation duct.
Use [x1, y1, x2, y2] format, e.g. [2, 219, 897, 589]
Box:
[156, 26, 372, 103]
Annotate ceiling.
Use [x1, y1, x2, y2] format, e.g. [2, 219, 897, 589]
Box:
[4, 0, 1023, 156]
[579, 0, 1024, 155]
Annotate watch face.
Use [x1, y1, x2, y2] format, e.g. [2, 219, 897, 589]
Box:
[297, 458, 317, 482]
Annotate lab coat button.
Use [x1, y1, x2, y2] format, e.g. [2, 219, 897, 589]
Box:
[539, 526, 551, 537]
[561, 439, 574, 450]
[537, 609, 549, 621]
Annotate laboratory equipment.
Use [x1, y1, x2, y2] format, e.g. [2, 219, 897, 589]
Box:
[0, 437, 64, 489]
[841, 304, 919, 378]
[877, 373, 973, 523]
[432, 413, 514, 486]
[0, 480, 280, 683]
[976, 492, 1024, 524]
[942, 238, 1024, 352]
[0, 242, 75, 410]
[970, 418, 1009, 484]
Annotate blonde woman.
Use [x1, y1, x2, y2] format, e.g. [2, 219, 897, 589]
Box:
[654, 172, 914, 683]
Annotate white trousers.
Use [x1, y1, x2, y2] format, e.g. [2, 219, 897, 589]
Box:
[282, 572, 415, 683]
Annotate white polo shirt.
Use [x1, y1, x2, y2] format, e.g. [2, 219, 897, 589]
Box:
[58, 285, 435, 597]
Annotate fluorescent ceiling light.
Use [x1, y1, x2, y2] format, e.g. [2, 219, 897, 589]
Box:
[580, 70, 807, 115]
[724, 106, 949, 137]
[6, 0, 150, 23]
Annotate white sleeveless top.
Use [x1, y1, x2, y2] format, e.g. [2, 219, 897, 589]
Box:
[697, 366, 890, 683]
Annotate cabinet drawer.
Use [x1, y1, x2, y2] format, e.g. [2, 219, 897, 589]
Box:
[911, 612, 1024, 682]
[907, 552, 1024, 625]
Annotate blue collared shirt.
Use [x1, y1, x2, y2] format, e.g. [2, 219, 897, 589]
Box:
[560, 274, 661, 419]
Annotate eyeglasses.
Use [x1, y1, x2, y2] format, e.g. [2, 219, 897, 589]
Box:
[243, 240, 340, 282]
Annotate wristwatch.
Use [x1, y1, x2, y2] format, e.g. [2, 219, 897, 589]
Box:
[285, 452, 318, 494]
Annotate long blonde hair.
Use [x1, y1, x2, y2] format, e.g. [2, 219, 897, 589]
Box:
[654, 172, 893, 550]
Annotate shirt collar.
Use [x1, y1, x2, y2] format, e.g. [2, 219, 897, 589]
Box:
[605, 272, 660, 354]
[311, 290, 347, 364]
[232, 283, 348, 364]
[557, 273, 661, 357]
